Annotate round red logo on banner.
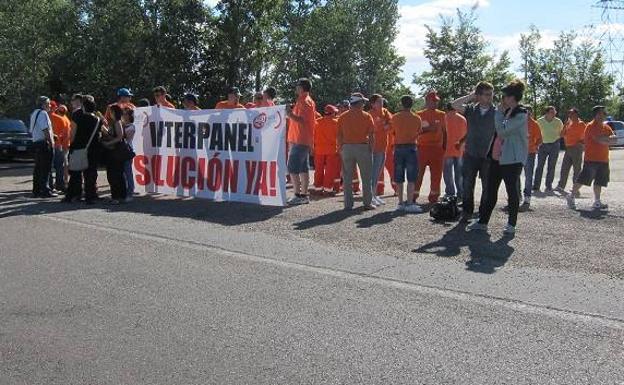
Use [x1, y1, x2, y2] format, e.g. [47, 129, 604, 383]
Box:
[253, 113, 267, 129]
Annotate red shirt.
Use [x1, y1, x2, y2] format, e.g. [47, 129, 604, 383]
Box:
[287, 92, 316, 147]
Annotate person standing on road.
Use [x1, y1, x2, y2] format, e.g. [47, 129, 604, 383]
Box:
[121, 108, 136, 200]
[64, 95, 103, 204]
[30, 96, 56, 198]
[567, 106, 617, 210]
[533, 106, 564, 192]
[285, 78, 317, 205]
[451, 81, 497, 222]
[313, 104, 341, 195]
[101, 105, 128, 204]
[443, 103, 467, 199]
[556, 108, 586, 193]
[49, 103, 72, 192]
[337, 93, 376, 210]
[468, 79, 528, 235]
[415, 90, 447, 204]
[369, 94, 393, 206]
[391, 95, 423, 213]
[522, 107, 542, 208]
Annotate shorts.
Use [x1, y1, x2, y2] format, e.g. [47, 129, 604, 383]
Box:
[287, 144, 310, 174]
[393, 144, 418, 183]
[576, 161, 609, 187]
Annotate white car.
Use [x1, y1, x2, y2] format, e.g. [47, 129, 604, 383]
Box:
[606, 121, 624, 147]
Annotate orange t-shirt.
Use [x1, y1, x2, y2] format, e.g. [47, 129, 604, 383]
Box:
[104, 102, 136, 126]
[417, 108, 446, 147]
[370, 108, 393, 153]
[314, 116, 339, 155]
[562, 120, 587, 147]
[256, 100, 275, 107]
[584, 120, 614, 163]
[50, 112, 71, 150]
[444, 111, 467, 157]
[528, 117, 542, 154]
[337, 109, 375, 146]
[287, 92, 316, 147]
[215, 100, 244, 109]
[391, 110, 421, 145]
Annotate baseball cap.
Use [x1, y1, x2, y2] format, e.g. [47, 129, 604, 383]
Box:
[117, 88, 133, 97]
[349, 93, 368, 105]
[227, 87, 242, 96]
[324, 104, 339, 115]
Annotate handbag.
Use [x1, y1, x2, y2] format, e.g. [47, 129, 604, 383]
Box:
[68, 117, 100, 171]
[109, 140, 136, 164]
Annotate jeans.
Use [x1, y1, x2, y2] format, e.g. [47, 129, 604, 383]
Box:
[371, 152, 386, 195]
[479, 161, 523, 227]
[557, 144, 583, 190]
[523, 152, 536, 198]
[51, 147, 66, 190]
[123, 159, 134, 197]
[393, 144, 418, 183]
[443, 157, 463, 197]
[461, 154, 490, 216]
[534, 142, 560, 190]
[341, 144, 373, 208]
[32, 141, 53, 195]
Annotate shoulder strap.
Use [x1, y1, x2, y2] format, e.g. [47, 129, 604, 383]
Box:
[31, 109, 43, 133]
[85, 117, 100, 150]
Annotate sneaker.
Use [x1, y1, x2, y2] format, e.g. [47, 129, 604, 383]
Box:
[404, 203, 423, 213]
[566, 195, 576, 209]
[39, 191, 58, 198]
[554, 186, 565, 193]
[287, 196, 309, 206]
[374, 196, 386, 205]
[593, 201, 608, 210]
[363, 204, 377, 210]
[503, 224, 516, 235]
[466, 220, 488, 232]
[287, 196, 301, 205]
[459, 213, 472, 223]
[396, 202, 407, 211]
[522, 196, 531, 206]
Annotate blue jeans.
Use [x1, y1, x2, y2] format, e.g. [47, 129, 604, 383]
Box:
[523, 152, 536, 198]
[443, 157, 463, 197]
[534, 142, 560, 190]
[123, 159, 134, 196]
[371, 152, 386, 194]
[51, 147, 66, 190]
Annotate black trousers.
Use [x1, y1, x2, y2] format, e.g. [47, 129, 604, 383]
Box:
[66, 150, 98, 201]
[479, 161, 523, 226]
[107, 159, 127, 200]
[32, 141, 53, 195]
[461, 154, 490, 215]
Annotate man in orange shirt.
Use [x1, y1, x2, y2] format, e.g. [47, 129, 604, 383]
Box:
[215, 87, 245, 109]
[443, 104, 467, 198]
[391, 95, 423, 213]
[568, 106, 617, 210]
[369, 94, 393, 205]
[522, 107, 543, 207]
[49, 103, 72, 192]
[153, 86, 175, 108]
[257, 87, 277, 107]
[337, 93, 376, 210]
[313, 104, 341, 195]
[415, 90, 447, 204]
[286, 78, 317, 205]
[104, 88, 136, 127]
[182, 93, 201, 110]
[556, 108, 586, 192]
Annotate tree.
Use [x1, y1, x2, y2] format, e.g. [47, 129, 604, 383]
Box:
[413, 10, 513, 102]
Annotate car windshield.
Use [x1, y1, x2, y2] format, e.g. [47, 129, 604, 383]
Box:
[0, 120, 27, 133]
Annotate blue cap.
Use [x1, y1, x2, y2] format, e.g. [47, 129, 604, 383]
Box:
[117, 88, 133, 97]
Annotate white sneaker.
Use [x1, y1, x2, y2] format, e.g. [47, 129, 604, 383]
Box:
[503, 224, 516, 235]
[593, 201, 608, 210]
[566, 195, 576, 209]
[404, 203, 423, 213]
[287, 196, 299, 205]
[374, 196, 386, 205]
[466, 220, 488, 231]
[287, 196, 309, 205]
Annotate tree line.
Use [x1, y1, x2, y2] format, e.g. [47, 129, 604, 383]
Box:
[1, 2, 621, 122]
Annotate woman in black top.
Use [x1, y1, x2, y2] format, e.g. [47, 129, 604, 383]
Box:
[63, 95, 102, 204]
[101, 105, 127, 203]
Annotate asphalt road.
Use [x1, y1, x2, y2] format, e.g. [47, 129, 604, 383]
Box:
[1, 150, 623, 384]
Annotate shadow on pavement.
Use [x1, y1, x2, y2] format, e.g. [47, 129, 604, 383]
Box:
[293, 208, 360, 230]
[412, 223, 515, 274]
[0, 190, 284, 226]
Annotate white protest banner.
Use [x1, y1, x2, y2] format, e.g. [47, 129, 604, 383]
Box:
[131, 105, 287, 206]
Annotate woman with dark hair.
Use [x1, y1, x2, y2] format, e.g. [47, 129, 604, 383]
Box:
[63, 95, 103, 204]
[468, 79, 528, 235]
[121, 108, 136, 200]
[101, 104, 128, 204]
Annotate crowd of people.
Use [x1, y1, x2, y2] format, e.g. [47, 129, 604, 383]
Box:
[27, 78, 618, 233]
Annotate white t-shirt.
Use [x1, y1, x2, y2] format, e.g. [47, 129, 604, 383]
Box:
[29, 109, 53, 144]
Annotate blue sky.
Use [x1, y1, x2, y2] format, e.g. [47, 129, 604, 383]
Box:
[397, 0, 610, 89]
